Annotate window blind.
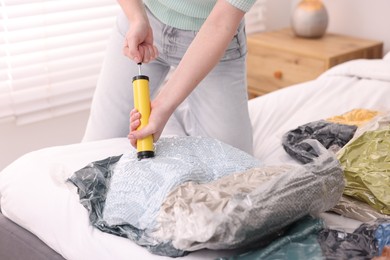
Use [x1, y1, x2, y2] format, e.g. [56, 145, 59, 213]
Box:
[0, 0, 119, 125]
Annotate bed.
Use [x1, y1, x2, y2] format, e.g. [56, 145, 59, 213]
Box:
[1, 53, 390, 260]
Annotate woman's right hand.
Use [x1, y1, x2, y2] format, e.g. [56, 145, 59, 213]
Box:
[122, 20, 158, 63]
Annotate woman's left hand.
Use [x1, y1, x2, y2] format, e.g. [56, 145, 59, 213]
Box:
[128, 99, 173, 148]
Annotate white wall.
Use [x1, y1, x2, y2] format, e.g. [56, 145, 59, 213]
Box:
[290, 0, 390, 54]
[263, 0, 293, 31]
[325, 0, 390, 54]
[1, 0, 389, 170]
[0, 111, 89, 170]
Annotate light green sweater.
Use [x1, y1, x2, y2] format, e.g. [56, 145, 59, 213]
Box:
[143, 0, 256, 31]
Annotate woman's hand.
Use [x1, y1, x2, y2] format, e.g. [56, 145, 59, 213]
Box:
[118, 0, 158, 63]
[128, 99, 173, 148]
[128, 108, 141, 148]
[123, 21, 158, 63]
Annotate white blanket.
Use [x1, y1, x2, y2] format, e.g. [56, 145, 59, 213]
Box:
[1, 57, 390, 260]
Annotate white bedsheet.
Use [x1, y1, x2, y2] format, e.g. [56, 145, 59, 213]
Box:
[1, 57, 390, 260]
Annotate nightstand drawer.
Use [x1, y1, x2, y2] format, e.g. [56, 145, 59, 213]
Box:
[247, 46, 325, 93]
[246, 28, 383, 98]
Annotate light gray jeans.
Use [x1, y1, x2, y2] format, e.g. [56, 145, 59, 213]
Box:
[83, 7, 253, 155]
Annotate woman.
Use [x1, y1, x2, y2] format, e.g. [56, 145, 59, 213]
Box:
[83, 0, 256, 154]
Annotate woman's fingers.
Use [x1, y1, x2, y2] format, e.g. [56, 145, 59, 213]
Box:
[142, 45, 150, 63]
[129, 110, 141, 132]
[123, 39, 158, 63]
[128, 133, 137, 148]
[130, 108, 138, 117]
[152, 45, 159, 60]
[130, 119, 140, 132]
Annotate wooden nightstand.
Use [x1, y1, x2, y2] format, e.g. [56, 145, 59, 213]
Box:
[246, 28, 383, 98]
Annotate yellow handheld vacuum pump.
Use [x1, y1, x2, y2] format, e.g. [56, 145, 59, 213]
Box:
[132, 63, 155, 160]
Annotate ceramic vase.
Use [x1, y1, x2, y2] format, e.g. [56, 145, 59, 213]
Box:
[291, 0, 329, 38]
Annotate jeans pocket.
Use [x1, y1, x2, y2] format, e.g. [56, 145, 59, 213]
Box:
[220, 21, 247, 62]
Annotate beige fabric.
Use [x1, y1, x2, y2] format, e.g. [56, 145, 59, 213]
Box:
[153, 165, 291, 249]
[331, 195, 390, 223]
[152, 140, 344, 251]
[326, 108, 379, 127]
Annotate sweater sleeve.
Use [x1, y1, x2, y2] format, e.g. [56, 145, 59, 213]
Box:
[225, 0, 258, 12]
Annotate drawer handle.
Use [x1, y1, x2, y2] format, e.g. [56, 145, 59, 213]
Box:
[274, 70, 283, 79]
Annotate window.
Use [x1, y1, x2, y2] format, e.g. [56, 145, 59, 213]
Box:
[0, 0, 266, 125]
[0, 0, 119, 125]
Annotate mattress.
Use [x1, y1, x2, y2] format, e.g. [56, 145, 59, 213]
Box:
[0, 212, 64, 260]
[1, 56, 390, 259]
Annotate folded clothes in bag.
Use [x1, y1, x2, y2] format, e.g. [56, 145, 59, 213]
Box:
[219, 217, 390, 260]
[283, 110, 390, 218]
[69, 137, 344, 257]
[282, 120, 357, 164]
